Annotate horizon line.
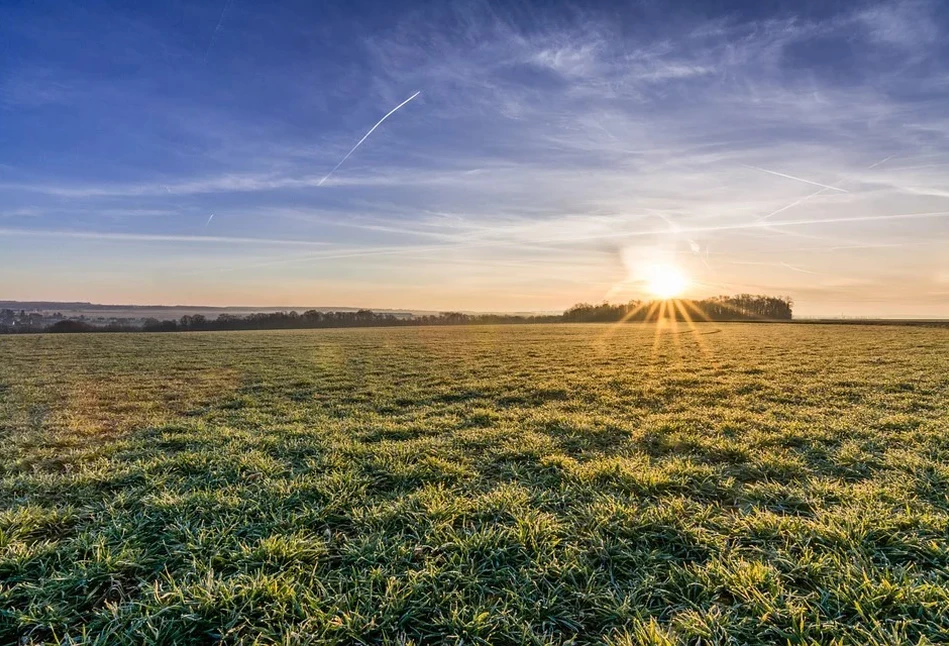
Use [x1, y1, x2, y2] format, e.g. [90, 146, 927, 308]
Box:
[5, 297, 948, 321]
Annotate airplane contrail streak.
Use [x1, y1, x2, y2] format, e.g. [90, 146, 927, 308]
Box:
[756, 188, 828, 222]
[204, 0, 233, 62]
[318, 91, 421, 187]
[780, 262, 819, 275]
[744, 165, 849, 193]
[581, 210, 949, 241]
[755, 154, 894, 223]
[205, 213, 215, 227]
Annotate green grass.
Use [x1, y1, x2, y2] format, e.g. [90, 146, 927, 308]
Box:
[1, 323, 948, 645]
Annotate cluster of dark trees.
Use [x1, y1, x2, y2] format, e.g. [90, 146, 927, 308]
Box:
[563, 295, 793, 323]
[166, 310, 562, 332]
[0, 295, 793, 334]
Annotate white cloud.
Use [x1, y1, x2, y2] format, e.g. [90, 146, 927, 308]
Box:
[857, 0, 939, 48]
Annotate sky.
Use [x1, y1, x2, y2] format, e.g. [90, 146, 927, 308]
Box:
[1, 0, 948, 317]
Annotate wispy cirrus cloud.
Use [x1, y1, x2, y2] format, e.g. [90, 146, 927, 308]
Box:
[0, 66, 75, 109]
[0, 227, 334, 247]
[857, 0, 940, 48]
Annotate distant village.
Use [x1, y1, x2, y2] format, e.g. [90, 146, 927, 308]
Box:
[1, 308, 144, 332]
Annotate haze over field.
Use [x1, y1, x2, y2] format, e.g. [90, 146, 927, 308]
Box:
[2, 0, 949, 316]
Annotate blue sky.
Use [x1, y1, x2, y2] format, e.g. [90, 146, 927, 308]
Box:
[2, 0, 948, 316]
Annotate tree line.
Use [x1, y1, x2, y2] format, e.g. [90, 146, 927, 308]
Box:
[563, 295, 793, 323]
[0, 295, 792, 334]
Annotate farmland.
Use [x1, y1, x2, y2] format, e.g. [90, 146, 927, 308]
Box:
[1, 323, 948, 644]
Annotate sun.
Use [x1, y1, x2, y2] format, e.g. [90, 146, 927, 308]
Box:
[644, 263, 689, 299]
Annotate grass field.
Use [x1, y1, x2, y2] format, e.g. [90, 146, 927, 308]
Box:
[2, 323, 949, 645]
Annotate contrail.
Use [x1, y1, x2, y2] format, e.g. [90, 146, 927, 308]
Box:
[755, 154, 894, 222]
[780, 262, 819, 275]
[204, 0, 234, 62]
[318, 91, 421, 187]
[756, 187, 828, 222]
[561, 210, 949, 244]
[866, 155, 893, 170]
[205, 213, 215, 227]
[743, 165, 848, 193]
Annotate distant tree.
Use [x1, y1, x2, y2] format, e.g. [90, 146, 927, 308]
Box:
[143, 318, 178, 332]
[46, 320, 96, 333]
[179, 314, 207, 331]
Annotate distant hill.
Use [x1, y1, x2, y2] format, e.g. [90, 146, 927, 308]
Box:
[0, 301, 553, 319]
[0, 301, 419, 319]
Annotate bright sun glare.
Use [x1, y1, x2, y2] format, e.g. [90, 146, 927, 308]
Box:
[644, 263, 689, 299]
